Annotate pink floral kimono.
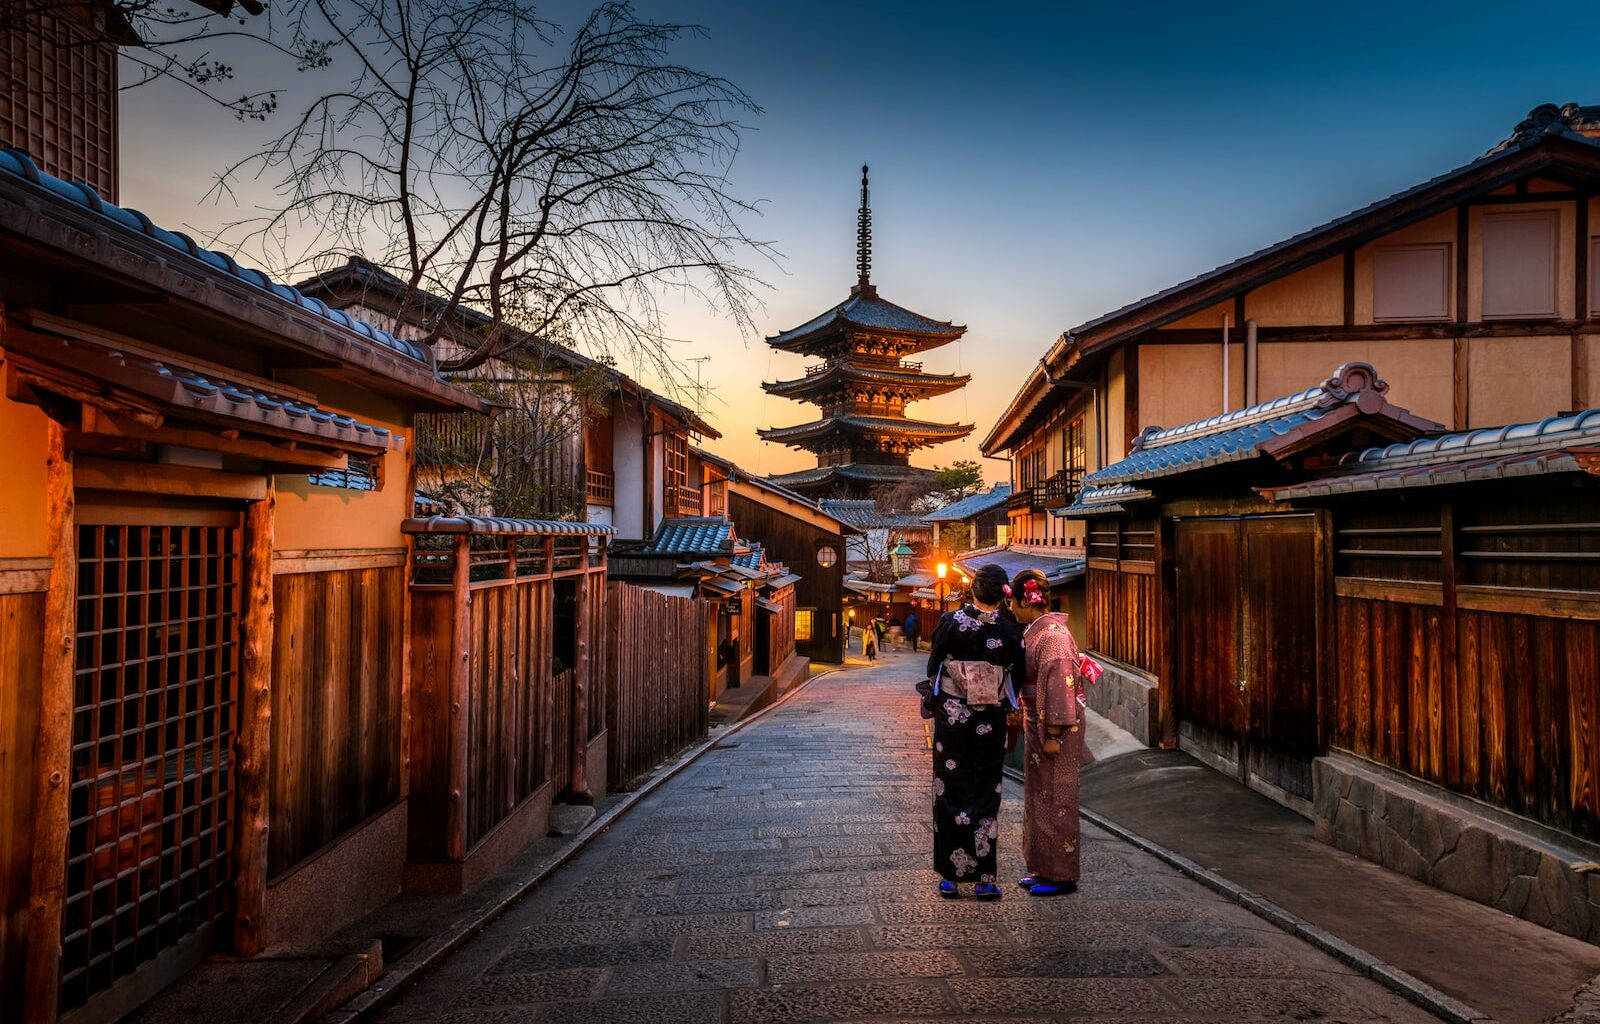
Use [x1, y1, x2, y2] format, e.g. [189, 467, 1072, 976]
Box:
[1020, 612, 1085, 883]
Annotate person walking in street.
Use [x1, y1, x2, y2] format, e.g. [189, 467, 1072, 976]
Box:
[924, 564, 1025, 899]
[873, 615, 889, 654]
[1010, 568, 1087, 896]
[904, 610, 921, 653]
[864, 617, 878, 662]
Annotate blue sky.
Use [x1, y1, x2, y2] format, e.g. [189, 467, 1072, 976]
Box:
[120, 1, 1600, 476]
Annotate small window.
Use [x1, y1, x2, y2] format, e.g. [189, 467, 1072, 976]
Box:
[308, 454, 381, 491]
[816, 546, 838, 568]
[1482, 210, 1558, 319]
[1373, 244, 1450, 321]
[794, 609, 815, 642]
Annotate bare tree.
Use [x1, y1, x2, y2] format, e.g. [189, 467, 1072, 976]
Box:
[214, 0, 771, 380]
[2, 0, 331, 120]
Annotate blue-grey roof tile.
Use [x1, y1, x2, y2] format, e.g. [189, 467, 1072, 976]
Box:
[642, 517, 736, 556]
[921, 483, 1013, 523]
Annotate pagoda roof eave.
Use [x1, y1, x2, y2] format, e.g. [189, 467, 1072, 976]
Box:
[762, 365, 971, 400]
[758, 415, 975, 447]
[765, 287, 967, 353]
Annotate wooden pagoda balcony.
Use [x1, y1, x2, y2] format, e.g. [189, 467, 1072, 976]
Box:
[586, 469, 615, 506]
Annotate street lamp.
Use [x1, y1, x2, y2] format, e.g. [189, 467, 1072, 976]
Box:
[936, 560, 948, 610]
[891, 539, 914, 578]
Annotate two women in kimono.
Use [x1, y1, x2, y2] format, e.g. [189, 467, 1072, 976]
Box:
[922, 562, 1086, 899]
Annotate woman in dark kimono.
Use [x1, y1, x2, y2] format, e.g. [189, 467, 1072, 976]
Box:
[924, 564, 1026, 899]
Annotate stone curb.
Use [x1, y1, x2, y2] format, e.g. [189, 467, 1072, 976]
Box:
[319, 666, 832, 1024]
[1063, 790, 1497, 1024]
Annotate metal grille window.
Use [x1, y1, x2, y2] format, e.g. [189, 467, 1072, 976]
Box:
[794, 608, 815, 642]
[63, 514, 241, 1013]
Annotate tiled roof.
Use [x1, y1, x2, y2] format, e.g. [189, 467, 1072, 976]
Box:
[732, 543, 763, 570]
[759, 415, 974, 446]
[954, 546, 1085, 587]
[1064, 109, 1600, 351]
[764, 363, 969, 399]
[1081, 363, 1436, 489]
[1268, 408, 1600, 500]
[0, 150, 428, 364]
[767, 286, 966, 352]
[819, 499, 924, 531]
[921, 484, 1013, 523]
[298, 258, 720, 438]
[402, 516, 613, 536]
[1057, 482, 1155, 518]
[641, 517, 737, 556]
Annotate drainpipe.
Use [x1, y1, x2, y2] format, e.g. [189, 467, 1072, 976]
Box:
[1221, 313, 1231, 414]
[1245, 318, 1259, 406]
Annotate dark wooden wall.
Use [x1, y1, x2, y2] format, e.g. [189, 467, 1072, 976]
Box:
[1331, 485, 1600, 840]
[763, 586, 797, 677]
[1085, 515, 1160, 674]
[269, 567, 405, 877]
[607, 582, 710, 789]
[729, 491, 844, 663]
[0, 590, 43, 1022]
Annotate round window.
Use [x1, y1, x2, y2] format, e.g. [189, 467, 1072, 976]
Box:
[816, 545, 839, 567]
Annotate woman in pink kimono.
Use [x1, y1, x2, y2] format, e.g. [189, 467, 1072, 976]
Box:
[1010, 569, 1085, 895]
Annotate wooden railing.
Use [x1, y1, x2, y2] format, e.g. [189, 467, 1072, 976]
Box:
[1043, 469, 1084, 509]
[668, 483, 701, 518]
[586, 469, 615, 506]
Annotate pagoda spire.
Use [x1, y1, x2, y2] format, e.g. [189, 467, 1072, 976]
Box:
[855, 164, 872, 292]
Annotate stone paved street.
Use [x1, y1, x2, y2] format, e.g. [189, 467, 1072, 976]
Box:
[375, 651, 1439, 1024]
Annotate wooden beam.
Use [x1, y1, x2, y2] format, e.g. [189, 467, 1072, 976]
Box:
[232, 482, 275, 956]
[73, 456, 268, 501]
[1456, 205, 1471, 324]
[571, 570, 592, 802]
[78, 409, 350, 471]
[1577, 197, 1589, 322]
[1136, 319, 1600, 346]
[1343, 249, 1356, 326]
[0, 556, 51, 595]
[23, 420, 74, 1023]
[1453, 338, 1470, 431]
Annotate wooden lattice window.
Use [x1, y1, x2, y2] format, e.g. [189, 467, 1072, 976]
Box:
[0, 15, 118, 200]
[664, 432, 690, 514]
[63, 511, 241, 1012]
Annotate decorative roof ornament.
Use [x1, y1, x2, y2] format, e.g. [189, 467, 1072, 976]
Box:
[1506, 103, 1582, 148]
[856, 164, 873, 292]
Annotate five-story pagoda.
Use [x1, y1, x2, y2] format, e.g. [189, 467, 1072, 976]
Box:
[760, 167, 973, 497]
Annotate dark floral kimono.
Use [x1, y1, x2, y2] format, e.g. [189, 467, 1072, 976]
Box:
[925, 603, 1026, 884]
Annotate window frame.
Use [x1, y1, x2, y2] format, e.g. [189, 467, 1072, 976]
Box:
[1480, 209, 1559, 320]
[1372, 242, 1452, 322]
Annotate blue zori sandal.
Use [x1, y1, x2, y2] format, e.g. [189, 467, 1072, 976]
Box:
[1018, 874, 1041, 889]
[1026, 879, 1078, 896]
[973, 882, 1002, 900]
[937, 880, 960, 899]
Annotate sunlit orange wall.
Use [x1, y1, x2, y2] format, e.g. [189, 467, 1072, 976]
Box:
[0, 393, 50, 558]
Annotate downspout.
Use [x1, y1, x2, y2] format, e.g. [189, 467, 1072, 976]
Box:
[1221, 313, 1231, 414]
[1245, 318, 1259, 406]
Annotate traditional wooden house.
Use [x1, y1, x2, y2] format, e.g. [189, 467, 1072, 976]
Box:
[296, 259, 719, 531]
[0, 147, 493, 1022]
[985, 101, 1600, 556]
[1069, 360, 1600, 943]
[921, 483, 1013, 553]
[692, 449, 851, 664]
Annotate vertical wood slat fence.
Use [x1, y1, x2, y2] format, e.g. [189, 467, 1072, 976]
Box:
[403, 518, 610, 869]
[606, 582, 712, 790]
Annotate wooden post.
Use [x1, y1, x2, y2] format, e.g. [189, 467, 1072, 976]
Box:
[233, 482, 275, 956]
[446, 534, 471, 860]
[570, 567, 592, 802]
[542, 537, 556, 792]
[23, 420, 74, 1023]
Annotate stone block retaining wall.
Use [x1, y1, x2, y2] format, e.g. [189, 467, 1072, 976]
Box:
[1314, 753, 1600, 945]
[1084, 656, 1156, 747]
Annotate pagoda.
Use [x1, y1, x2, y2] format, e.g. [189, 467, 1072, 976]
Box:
[759, 167, 973, 497]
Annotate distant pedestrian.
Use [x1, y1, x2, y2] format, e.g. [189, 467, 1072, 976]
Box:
[924, 564, 1024, 900]
[904, 611, 921, 653]
[864, 618, 878, 662]
[873, 616, 888, 654]
[1010, 568, 1089, 896]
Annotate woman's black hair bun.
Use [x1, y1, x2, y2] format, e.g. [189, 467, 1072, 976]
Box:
[971, 563, 1011, 605]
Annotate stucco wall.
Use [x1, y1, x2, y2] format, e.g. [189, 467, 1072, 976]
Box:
[1255, 338, 1454, 428]
[1245, 255, 1344, 326]
[0, 394, 49, 558]
[1468, 334, 1573, 427]
[611, 401, 646, 540]
[1354, 211, 1457, 323]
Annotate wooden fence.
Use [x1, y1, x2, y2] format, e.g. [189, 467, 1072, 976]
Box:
[607, 582, 712, 789]
[404, 519, 610, 870]
[1331, 494, 1600, 841]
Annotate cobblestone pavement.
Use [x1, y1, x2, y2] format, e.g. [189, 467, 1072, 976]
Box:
[375, 651, 1439, 1024]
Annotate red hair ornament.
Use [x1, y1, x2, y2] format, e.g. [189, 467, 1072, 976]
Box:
[1020, 579, 1047, 607]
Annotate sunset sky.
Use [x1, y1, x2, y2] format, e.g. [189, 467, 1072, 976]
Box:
[119, 0, 1600, 480]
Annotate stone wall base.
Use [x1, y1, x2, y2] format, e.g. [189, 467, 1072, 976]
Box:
[1084, 654, 1156, 747]
[1313, 753, 1600, 945]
